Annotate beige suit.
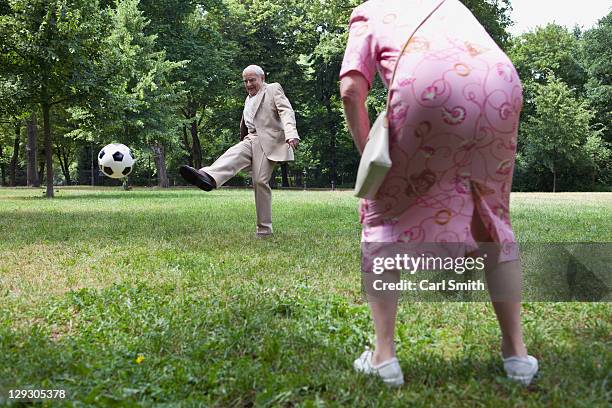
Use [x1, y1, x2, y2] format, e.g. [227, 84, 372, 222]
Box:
[202, 82, 299, 234]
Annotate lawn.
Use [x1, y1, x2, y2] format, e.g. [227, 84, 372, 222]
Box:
[0, 187, 610, 407]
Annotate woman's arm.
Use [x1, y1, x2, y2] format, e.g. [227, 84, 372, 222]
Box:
[340, 72, 371, 154]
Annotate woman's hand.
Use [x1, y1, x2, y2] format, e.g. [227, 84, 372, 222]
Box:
[340, 72, 371, 154]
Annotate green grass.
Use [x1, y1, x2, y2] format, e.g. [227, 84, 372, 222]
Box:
[0, 187, 610, 407]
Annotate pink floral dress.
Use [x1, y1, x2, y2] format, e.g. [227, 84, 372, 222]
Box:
[340, 0, 523, 262]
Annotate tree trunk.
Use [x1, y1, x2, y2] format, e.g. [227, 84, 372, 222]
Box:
[38, 154, 45, 185]
[182, 124, 193, 167]
[42, 102, 54, 198]
[63, 144, 71, 185]
[281, 163, 289, 187]
[325, 101, 337, 190]
[9, 124, 21, 186]
[26, 113, 40, 187]
[552, 169, 557, 193]
[90, 143, 96, 186]
[0, 145, 6, 186]
[55, 143, 71, 185]
[190, 120, 202, 170]
[152, 142, 169, 188]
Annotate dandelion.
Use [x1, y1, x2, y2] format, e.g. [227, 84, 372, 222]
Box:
[136, 355, 145, 364]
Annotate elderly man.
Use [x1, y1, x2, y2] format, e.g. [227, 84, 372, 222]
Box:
[179, 65, 300, 237]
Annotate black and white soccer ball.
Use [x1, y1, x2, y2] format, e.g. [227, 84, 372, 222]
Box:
[98, 143, 135, 179]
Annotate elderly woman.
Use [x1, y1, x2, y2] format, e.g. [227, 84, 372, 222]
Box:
[340, 0, 538, 386]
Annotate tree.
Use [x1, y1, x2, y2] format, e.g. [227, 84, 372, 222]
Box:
[0, 121, 15, 186]
[7, 120, 20, 186]
[582, 12, 612, 144]
[0, 50, 29, 187]
[463, 0, 513, 49]
[509, 24, 587, 96]
[0, 146, 5, 185]
[109, 0, 185, 187]
[139, 0, 235, 171]
[521, 76, 606, 192]
[0, 0, 113, 197]
[66, 0, 186, 188]
[26, 113, 39, 186]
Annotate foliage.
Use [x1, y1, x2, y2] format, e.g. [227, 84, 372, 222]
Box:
[518, 75, 609, 192]
[510, 23, 587, 91]
[0, 0, 114, 195]
[581, 12, 612, 144]
[0, 0, 609, 191]
[462, 0, 514, 49]
[1, 0, 113, 106]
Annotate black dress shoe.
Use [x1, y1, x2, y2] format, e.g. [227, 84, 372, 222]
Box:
[179, 165, 216, 191]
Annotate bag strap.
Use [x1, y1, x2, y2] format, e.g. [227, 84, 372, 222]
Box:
[386, 0, 447, 109]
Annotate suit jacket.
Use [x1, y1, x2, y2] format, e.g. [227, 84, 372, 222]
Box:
[240, 82, 299, 162]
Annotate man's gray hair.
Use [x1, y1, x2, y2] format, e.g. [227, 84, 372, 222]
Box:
[243, 65, 265, 78]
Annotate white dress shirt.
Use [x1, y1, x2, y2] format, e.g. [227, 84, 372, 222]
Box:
[243, 91, 261, 133]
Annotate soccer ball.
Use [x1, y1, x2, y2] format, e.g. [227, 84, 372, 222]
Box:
[98, 143, 135, 179]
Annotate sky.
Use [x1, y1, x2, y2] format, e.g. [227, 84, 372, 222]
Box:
[508, 0, 611, 35]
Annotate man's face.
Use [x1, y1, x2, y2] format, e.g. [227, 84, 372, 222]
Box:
[243, 72, 264, 96]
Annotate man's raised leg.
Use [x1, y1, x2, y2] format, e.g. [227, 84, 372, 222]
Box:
[202, 137, 254, 187]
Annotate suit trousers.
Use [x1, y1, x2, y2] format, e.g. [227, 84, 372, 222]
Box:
[202, 134, 276, 234]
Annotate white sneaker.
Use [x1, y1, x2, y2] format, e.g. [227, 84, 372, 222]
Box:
[354, 349, 404, 387]
[503, 355, 539, 385]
